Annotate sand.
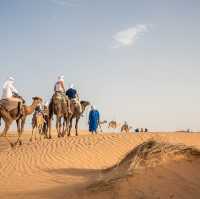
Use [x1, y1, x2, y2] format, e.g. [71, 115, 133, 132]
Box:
[0, 131, 200, 199]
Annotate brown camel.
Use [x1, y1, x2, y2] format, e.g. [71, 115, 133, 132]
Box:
[48, 94, 71, 138]
[67, 100, 90, 136]
[0, 97, 43, 147]
[30, 113, 46, 141]
[108, 120, 121, 129]
[120, 122, 132, 133]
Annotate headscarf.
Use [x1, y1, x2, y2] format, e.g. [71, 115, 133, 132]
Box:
[58, 75, 64, 82]
[3, 77, 15, 89]
[91, 105, 96, 110]
[69, 83, 74, 89]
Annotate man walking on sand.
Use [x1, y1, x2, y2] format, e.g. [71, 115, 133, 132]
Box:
[88, 105, 100, 134]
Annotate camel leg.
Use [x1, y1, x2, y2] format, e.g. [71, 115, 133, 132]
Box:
[30, 126, 35, 142]
[20, 117, 26, 134]
[56, 116, 59, 137]
[44, 123, 48, 138]
[62, 116, 69, 137]
[61, 119, 65, 137]
[60, 117, 64, 137]
[75, 117, 80, 136]
[15, 118, 26, 146]
[34, 126, 37, 141]
[48, 118, 52, 139]
[39, 126, 42, 141]
[59, 118, 62, 137]
[16, 119, 21, 134]
[56, 117, 62, 137]
[68, 117, 73, 136]
[30, 119, 36, 142]
[65, 116, 70, 135]
[1, 121, 14, 147]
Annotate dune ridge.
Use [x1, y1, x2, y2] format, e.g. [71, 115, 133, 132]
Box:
[88, 140, 200, 192]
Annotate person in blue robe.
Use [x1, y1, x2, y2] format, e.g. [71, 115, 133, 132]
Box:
[88, 105, 100, 134]
[66, 83, 77, 100]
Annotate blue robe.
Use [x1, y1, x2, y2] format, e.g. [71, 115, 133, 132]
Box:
[66, 88, 77, 99]
[88, 110, 100, 132]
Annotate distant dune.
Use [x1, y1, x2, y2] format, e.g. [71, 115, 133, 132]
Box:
[0, 132, 200, 199]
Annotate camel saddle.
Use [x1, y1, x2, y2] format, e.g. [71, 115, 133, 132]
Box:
[53, 92, 68, 104]
[0, 99, 21, 112]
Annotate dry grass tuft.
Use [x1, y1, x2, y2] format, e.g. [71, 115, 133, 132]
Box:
[88, 140, 200, 192]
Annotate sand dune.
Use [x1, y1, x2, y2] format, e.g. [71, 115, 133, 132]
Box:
[0, 132, 200, 199]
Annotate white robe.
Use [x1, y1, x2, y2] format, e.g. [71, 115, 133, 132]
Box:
[54, 81, 64, 92]
[1, 80, 18, 99]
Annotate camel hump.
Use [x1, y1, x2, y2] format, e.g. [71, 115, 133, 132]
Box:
[53, 92, 67, 104]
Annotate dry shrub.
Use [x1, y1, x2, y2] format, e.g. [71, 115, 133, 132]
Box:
[88, 140, 200, 192]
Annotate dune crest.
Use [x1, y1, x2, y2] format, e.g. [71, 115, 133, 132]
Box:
[89, 140, 200, 188]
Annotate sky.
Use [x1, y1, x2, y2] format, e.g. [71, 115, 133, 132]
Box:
[0, 0, 200, 131]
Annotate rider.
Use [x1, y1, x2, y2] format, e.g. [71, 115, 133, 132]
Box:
[35, 103, 43, 115]
[66, 83, 82, 113]
[1, 77, 24, 116]
[54, 75, 65, 93]
[53, 75, 71, 114]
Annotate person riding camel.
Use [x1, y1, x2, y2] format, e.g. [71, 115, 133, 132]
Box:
[53, 75, 71, 114]
[1, 77, 24, 117]
[54, 75, 65, 93]
[66, 83, 82, 113]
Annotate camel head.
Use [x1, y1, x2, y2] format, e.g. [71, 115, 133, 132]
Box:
[80, 101, 90, 112]
[32, 97, 43, 105]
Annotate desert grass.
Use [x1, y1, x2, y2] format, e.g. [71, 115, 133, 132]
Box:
[88, 139, 200, 192]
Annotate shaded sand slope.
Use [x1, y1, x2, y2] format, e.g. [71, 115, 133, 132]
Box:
[86, 140, 200, 199]
[86, 159, 200, 199]
[0, 132, 200, 199]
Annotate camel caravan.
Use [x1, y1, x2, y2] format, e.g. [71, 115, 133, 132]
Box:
[0, 76, 141, 147]
[97, 120, 133, 133]
[0, 76, 90, 147]
[107, 120, 133, 133]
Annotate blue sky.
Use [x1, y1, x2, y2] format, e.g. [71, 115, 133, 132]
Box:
[0, 0, 200, 131]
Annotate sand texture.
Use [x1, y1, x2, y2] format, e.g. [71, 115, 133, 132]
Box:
[1, 131, 200, 199]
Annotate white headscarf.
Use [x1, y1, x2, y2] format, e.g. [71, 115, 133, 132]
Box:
[69, 83, 74, 89]
[91, 105, 96, 110]
[3, 77, 15, 89]
[58, 75, 64, 82]
[2, 77, 18, 99]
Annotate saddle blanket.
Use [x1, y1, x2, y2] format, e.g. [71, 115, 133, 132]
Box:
[0, 99, 19, 111]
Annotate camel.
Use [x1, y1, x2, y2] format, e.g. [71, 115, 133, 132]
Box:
[98, 120, 107, 132]
[120, 123, 132, 133]
[108, 120, 121, 129]
[67, 100, 90, 136]
[42, 105, 49, 137]
[48, 94, 71, 138]
[0, 97, 43, 147]
[30, 112, 46, 141]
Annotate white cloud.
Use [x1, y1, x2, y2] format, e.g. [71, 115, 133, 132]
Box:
[112, 24, 148, 48]
[51, 0, 79, 7]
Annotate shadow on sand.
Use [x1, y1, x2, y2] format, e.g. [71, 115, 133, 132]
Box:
[44, 168, 103, 176]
